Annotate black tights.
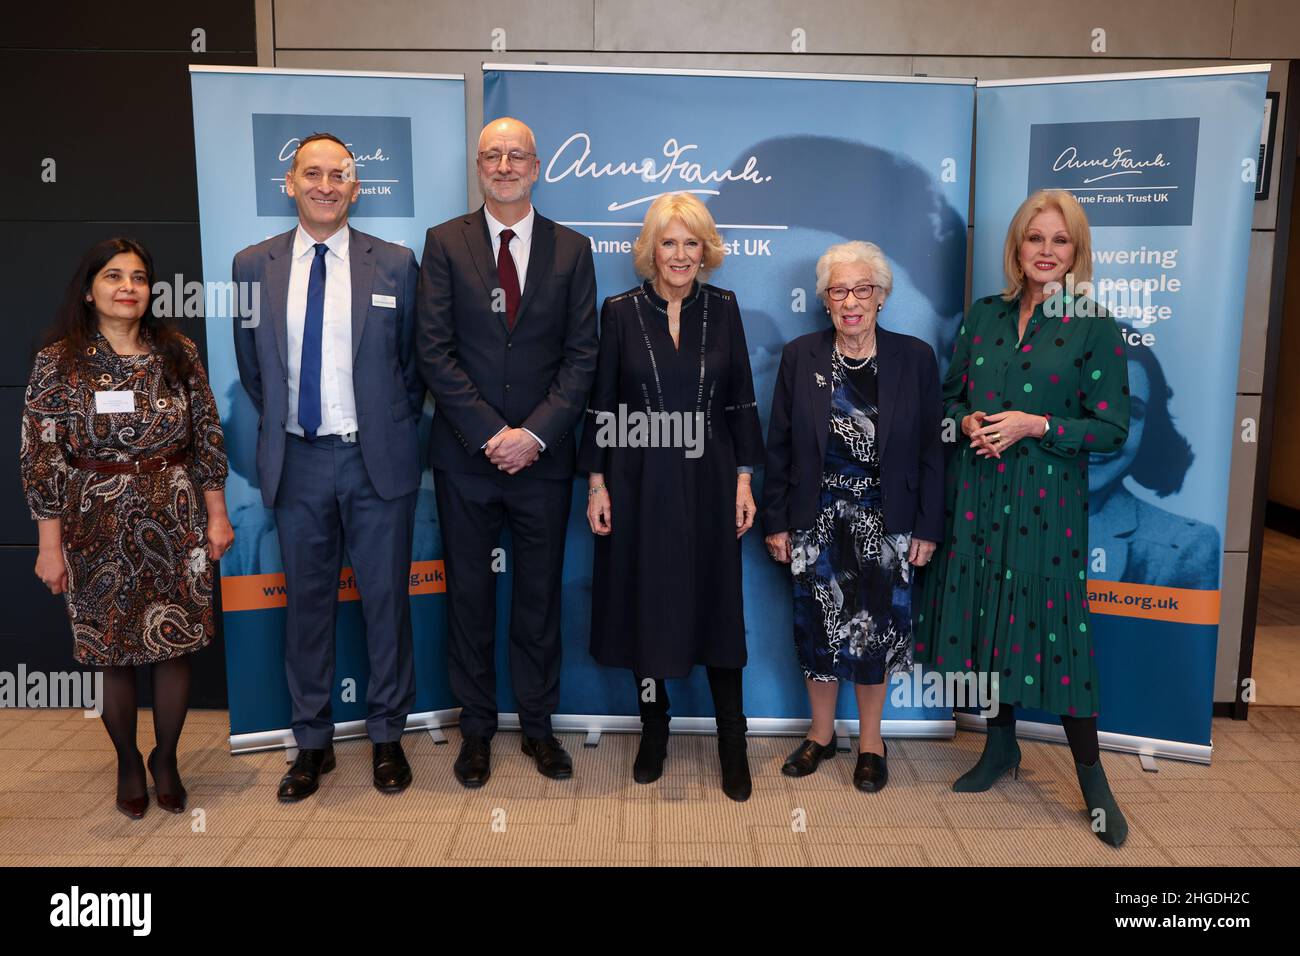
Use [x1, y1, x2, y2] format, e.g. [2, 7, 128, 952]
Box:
[99, 656, 192, 799]
[636, 667, 747, 738]
[986, 704, 1100, 766]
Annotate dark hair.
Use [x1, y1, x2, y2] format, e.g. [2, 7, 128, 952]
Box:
[1120, 326, 1193, 497]
[290, 132, 351, 170]
[44, 237, 194, 387]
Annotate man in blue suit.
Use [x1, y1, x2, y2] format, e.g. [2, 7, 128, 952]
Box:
[233, 132, 424, 801]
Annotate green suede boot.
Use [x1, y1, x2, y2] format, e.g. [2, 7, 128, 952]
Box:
[952, 724, 1022, 792]
[1075, 759, 1129, 847]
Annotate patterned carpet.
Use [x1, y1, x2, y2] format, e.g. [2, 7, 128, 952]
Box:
[1, 705, 1298, 866]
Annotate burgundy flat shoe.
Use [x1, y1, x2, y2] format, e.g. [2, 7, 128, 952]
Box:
[147, 749, 187, 814]
[116, 793, 148, 820]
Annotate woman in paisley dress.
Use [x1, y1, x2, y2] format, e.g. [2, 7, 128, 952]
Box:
[20, 238, 232, 819]
[762, 241, 944, 792]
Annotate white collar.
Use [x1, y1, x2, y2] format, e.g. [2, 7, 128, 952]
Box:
[483, 205, 535, 246]
[293, 223, 350, 260]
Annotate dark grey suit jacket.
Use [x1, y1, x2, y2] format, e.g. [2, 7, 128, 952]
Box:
[415, 206, 598, 479]
[232, 226, 424, 506]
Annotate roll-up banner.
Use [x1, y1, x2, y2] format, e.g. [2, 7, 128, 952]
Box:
[484, 65, 974, 734]
[972, 65, 1270, 759]
[188, 67, 467, 751]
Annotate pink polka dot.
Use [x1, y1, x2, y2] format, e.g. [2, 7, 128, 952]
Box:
[985, 546, 992, 556]
[1035, 653, 1042, 663]
[960, 373, 968, 384]
[1049, 373, 1060, 384]
[1068, 706, 1077, 715]
[1114, 345, 1123, 355]
[1059, 497, 1066, 507]
[1061, 675, 1071, 685]
[1018, 488, 1025, 497]
[1046, 599, 1054, 609]
[1065, 591, 1071, 601]
[965, 659, 973, 668]
[1022, 344, 1033, 352]
[1089, 648, 1095, 656]
[973, 336, 982, 344]
[997, 462, 1006, 473]
[993, 648, 999, 657]
[968, 381, 975, 391]
[936, 655, 944, 665]
[1062, 315, 1071, 324]
[1011, 641, 1020, 651]
[986, 391, 996, 400]
[1065, 528, 1072, 538]
[965, 511, 975, 521]
[1097, 400, 1108, 410]
[1009, 616, 1016, 626]
[1084, 433, 1095, 443]
[963, 481, 970, 489]
[1057, 425, 1065, 435]
[916, 643, 925, 652]
[1038, 488, 1047, 498]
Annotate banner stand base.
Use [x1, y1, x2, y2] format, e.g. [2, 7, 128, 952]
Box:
[953, 712, 1212, 765]
[230, 709, 955, 754]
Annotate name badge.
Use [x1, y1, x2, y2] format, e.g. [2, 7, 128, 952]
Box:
[95, 391, 136, 414]
[371, 293, 397, 308]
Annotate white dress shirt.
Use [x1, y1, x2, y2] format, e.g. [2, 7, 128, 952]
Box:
[481, 205, 545, 451]
[285, 224, 358, 437]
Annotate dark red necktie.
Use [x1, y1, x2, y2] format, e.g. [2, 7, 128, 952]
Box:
[497, 227, 521, 329]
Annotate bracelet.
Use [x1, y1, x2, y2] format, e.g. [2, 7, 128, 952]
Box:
[588, 485, 606, 497]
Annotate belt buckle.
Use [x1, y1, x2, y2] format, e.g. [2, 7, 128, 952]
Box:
[133, 459, 142, 475]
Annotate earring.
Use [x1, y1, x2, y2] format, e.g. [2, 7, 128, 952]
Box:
[877, 304, 883, 312]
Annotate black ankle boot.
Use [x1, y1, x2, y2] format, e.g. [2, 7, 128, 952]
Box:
[633, 720, 669, 784]
[718, 735, 752, 802]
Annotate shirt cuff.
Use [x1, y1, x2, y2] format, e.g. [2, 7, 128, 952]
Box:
[523, 428, 546, 452]
[481, 425, 508, 450]
[737, 466, 754, 475]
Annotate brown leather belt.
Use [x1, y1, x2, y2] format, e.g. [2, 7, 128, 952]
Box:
[69, 448, 188, 475]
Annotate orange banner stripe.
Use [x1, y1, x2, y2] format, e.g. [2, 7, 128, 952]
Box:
[220, 560, 446, 612]
[1085, 579, 1220, 625]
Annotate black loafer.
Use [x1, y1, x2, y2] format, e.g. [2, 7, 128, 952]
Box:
[781, 736, 838, 777]
[454, 735, 491, 789]
[853, 742, 888, 792]
[373, 740, 412, 793]
[277, 746, 336, 802]
[521, 735, 573, 780]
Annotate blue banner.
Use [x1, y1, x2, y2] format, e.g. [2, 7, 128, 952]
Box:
[485, 66, 973, 724]
[973, 66, 1269, 748]
[189, 67, 467, 743]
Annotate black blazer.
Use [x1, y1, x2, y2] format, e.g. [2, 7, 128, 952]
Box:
[415, 206, 599, 478]
[761, 326, 945, 541]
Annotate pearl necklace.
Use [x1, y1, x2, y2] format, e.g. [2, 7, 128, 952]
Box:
[835, 340, 876, 370]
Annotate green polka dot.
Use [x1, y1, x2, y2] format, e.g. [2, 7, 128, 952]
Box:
[918, 613, 924, 622]
[1047, 465, 1054, 475]
[979, 608, 985, 617]
[1078, 622, 1088, 633]
[960, 325, 966, 335]
[1048, 632, 1057, 642]
[1005, 569, 1012, 580]
[975, 357, 985, 366]
[1004, 504, 1011, 514]
[1024, 675, 1035, 685]
[1023, 383, 1033, 393]
[1078, 570, 1085, 580]
[1091, 369, 1102, 380]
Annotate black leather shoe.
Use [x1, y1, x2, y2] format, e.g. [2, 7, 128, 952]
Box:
[633, 725, 669, 784]
[147, 748, 187, 813]
[781, 735, 838, 777]
[521, 735, 573, 780]
[454, 736, 491, 789]
[853, 742, 888, 792]
[718, 736, 752, 802]
[277, 746, 336, 802]
[373, 740, 412, 793]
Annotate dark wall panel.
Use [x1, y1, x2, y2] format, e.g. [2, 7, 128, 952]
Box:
[5, 1, 255, 52]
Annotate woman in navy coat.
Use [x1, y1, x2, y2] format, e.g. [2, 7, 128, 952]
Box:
[761, 241, 944, 792]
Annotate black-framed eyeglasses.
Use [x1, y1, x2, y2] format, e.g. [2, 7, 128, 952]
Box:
[478, 149, 537, 166]
[826, 284, 877, 302]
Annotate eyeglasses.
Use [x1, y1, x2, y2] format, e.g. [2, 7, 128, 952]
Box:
[826, 284, 877, 302]
[478, 149, 537, 167]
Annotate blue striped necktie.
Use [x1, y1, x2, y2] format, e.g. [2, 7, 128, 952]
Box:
[298, 242, 327, 438]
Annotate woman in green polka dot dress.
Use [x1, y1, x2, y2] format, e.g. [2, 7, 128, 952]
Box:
[915, 189, 1131, 847]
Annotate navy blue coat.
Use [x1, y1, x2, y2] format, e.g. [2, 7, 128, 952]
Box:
[761, 325, 945, 541]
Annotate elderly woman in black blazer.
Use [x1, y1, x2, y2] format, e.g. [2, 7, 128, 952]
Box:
[761, 240, 943, 792]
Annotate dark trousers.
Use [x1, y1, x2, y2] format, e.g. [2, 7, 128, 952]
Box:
[275, 433, 416, 749]
[636, 667, 747, 737]
[434, 468, 572, 739]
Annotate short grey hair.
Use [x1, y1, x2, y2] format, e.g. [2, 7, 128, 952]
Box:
[815, 241, 894, 304]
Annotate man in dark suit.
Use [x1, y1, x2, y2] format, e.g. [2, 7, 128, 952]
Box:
[417, 117, 598, 787]
[233, 132, 424, 801]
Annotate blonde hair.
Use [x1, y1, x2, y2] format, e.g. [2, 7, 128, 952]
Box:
[1002, 189, 1092, 300]
[815, 241, 893, 305]
[632, 193, 726, 279]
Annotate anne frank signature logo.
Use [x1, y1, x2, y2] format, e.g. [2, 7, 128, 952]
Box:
[1052, 145, 1171, 184]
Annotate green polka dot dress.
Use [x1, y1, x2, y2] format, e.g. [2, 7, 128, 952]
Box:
[914, 292, 1130, 717]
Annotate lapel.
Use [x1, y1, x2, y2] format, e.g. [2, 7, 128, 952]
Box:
[808, 328, 835, 465]
[875, 326, 902, 456]
[348, 227, 375, 360]
[515, 214, 556, 329]
[462, 207, 500, 315]
[265, 230, 295, 372]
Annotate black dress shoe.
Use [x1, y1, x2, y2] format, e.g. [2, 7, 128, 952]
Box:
[116, 793, 149, 820]
[718, 736, 752, 802]
[147, 748, 187, 814]
[521, 735, 573, 780]
[853, 742, 888, 792]
[633, 725, 669, 784]
[781, 735, 838, 777]
[373, 740, 412, 793]
[277, 746, 336, 803]
[454, 736, 491, 789]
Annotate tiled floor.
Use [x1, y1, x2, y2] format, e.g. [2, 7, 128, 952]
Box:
[1256, 529, 1300, 706]
[1, 705, 1297, 866]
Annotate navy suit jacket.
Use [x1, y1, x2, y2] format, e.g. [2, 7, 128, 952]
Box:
[232, 226, 424, 506]
[415, 206, 598, 479]
[761, 326, 945, 541]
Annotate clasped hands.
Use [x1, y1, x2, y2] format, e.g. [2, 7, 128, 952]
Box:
[964, 409, 1047, 459]
[485, 427, 540, 474]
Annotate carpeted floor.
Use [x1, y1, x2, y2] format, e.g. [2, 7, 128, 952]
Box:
[1, 705, 1298, 866]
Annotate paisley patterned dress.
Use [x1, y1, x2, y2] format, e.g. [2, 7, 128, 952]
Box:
[789, 349, 914, 685]
[20, 332, 229, 666]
